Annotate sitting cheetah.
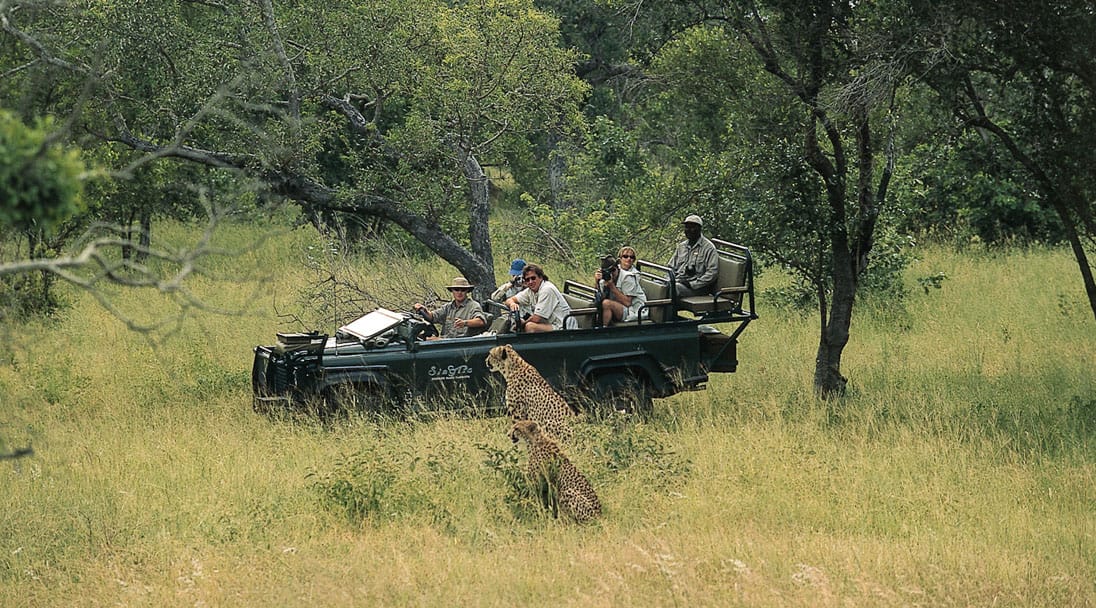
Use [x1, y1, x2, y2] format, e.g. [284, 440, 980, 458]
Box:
[509, 420, 601, 523]
[485, 344, 577, 443]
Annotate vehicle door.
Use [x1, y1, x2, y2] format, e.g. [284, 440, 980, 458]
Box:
[410, 334, 500, 410]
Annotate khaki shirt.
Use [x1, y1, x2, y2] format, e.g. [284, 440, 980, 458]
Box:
[667, 236, 719, 291]
[431, 299, 488, 338]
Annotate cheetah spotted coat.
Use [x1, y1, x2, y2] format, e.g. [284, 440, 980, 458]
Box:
[509, 420, 601, 523]
[486, 344, 576, 443]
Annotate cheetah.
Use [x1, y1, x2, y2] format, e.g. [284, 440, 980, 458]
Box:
[509, 419, 601, 523]
[485, 344, 577, 443]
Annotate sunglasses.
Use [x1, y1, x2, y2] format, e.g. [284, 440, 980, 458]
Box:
[522, 275, 539, 282]
[620, 254, 635, 259]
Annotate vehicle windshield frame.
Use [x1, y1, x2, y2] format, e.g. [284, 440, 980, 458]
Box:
[337, 308, 405, 342]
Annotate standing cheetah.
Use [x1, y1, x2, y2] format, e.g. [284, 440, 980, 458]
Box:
[509, 419, 601, 523]
[486, 344, 577, 443]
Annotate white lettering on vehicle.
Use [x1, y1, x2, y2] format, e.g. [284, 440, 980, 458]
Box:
[428, 364, 474, 381]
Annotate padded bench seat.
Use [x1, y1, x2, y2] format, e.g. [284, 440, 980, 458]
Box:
[677, 250, 748, 315]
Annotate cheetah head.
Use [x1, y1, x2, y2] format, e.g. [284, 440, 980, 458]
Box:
[509, 419, 540, 443]
[485, 344, 519, 374]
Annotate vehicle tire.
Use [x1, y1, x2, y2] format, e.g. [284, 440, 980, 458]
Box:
[321, 382, 388, 418]
[590, 371, 653, 417]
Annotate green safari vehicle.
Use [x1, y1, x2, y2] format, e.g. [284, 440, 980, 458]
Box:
[251, 239, 756, 415]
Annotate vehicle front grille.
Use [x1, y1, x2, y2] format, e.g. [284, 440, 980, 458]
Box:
[269, 356, 290, 393]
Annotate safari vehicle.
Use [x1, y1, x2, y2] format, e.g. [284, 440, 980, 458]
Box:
[251, 239, 756, 415]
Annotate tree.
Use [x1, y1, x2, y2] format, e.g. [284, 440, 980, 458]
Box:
[636, 0, 905, 396]
[908, 0, 1096, 319]
[1, 0, 586, 302]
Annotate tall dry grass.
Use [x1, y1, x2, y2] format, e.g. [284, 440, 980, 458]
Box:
[1, 222, 1093, 607]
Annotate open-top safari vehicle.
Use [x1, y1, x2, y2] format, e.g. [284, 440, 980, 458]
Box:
[251, 239, 756, 415]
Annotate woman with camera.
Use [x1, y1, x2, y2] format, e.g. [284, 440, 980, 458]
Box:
[594, 246, 646, 326]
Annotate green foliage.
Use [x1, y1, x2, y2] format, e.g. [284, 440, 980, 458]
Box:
[916, 271, 948, 294]
[586, 413, 691, 483]
[307, 447, 427, 524]
[979, 395, 1096, 458]
[477, 440, 545, 520]
[0, 254, 70, 321]
[0, 111, 85, 233]
[893, 136, 1065, 245]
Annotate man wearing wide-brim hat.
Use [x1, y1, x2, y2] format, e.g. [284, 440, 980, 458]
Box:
[667, 214, 719, 297]
[413, 277, 488, 339]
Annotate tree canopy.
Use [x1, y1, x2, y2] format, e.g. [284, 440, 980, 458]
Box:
[1, 0, 1093, 394]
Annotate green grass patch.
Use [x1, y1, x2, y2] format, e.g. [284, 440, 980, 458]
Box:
[1, 228, 1093, 606]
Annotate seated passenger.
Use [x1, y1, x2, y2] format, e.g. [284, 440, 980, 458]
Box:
[412, 277, 488, 339]
[504, 263, 571, 333]
[491, 258, 527, 303]
[667, 214, 719, 297]
[594, 246, 646, 325]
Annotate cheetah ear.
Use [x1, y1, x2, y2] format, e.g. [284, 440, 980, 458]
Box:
[508, 425, 519, 443]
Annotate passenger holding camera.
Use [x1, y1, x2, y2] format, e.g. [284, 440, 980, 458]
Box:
[595, 246, 646, 325]
[504, 263, 571, 333]
[491, 258, 527, 303]
[668, 214, 719, 297]
[413, 277, 488, 339]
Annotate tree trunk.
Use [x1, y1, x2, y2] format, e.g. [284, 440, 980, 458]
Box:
[122, 209, 135, 261]
[546, 129, 567, 209]
[456, 144, 495, 301]
[137, 209, 151, 263]
[1058, 211, 1096, 320]
[815, 247, 856, 398]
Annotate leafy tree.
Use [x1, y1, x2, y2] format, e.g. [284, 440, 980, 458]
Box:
[0, 110, 84, 233]
[632, 0, 908, 397]
[904, 0, 1096, 319]
[0, 110, 86, 315]
[1, 0, 586, 301]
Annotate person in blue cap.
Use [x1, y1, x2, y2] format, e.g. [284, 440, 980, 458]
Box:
[491, 258, 527, 302]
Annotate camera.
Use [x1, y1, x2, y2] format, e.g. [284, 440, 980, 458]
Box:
[599, 255, 619, 284]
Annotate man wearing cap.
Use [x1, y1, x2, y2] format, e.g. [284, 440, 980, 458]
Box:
[413, 277, 488, 339]
[491, 258, 527, 303]
[667, 214, 719, 297]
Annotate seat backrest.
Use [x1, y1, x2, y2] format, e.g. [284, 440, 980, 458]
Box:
[639, 276, 671, 322]
[562, 292, 596, 329]
[717, 254, 748, 305]
[488, 314, 513, 334]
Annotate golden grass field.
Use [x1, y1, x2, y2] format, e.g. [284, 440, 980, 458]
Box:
[1, 221, 1093, 606]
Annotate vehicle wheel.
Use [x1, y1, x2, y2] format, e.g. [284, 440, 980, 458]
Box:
[321, 383, 388, 418]
[590, 371, 653, 417]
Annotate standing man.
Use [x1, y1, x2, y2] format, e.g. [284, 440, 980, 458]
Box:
[413, 277, 488, 339]
[667, 214, 719, 297]
[505, 263, 571, 332]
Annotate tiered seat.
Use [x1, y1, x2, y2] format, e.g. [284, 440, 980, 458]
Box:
[676, 248, 748, 314]
[561, 280, 599, 329]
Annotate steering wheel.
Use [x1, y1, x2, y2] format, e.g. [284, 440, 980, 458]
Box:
[413, 308, 439, 340]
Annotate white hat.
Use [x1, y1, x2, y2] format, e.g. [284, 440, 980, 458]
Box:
[683, 214, 703, 226]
